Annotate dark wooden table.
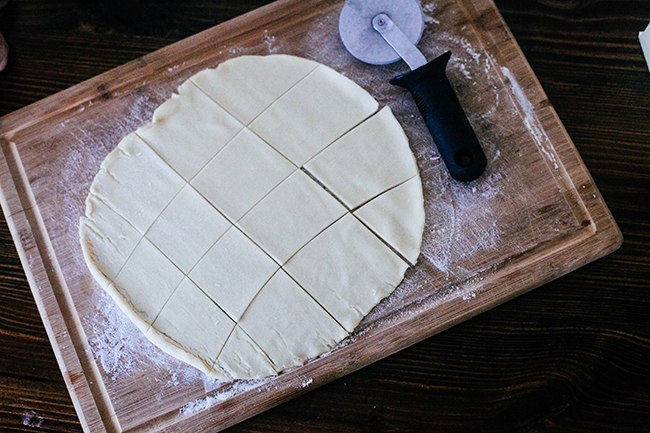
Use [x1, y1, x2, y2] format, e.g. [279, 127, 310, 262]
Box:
[1, 1, 648, 432]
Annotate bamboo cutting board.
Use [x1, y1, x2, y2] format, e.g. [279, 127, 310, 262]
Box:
[0, 0, 622, 431]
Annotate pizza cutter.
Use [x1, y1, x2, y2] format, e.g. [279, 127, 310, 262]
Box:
[339, 0, 487, 182]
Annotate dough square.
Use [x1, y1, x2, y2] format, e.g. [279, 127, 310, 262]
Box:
[284, 214, 409, 332]
[191, 128, 296, 222]
[80, 195, 143, 283]
[148, 278, 236, 371]
[190, 55, 319, 125]
[238, 270, 347, 371]
[90, 133, 186, 233]
[189, 227, 279, 322]
[304, 107, 419, 209]
[113, 238, 185, 326]
[353, 177, 425, 264]
[237, 170, 347, 265]
[215, 325, 277, 379]
[136, 80, 245, 181]
[248, 64, 379, 166]
[146, 185, 231, 274]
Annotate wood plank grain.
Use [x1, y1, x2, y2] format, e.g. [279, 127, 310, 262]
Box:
[2, 0, 624, 428]
[0, 0, 647, 432]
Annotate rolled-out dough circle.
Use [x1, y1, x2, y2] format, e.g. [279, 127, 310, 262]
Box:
[80, 54, 425, 380]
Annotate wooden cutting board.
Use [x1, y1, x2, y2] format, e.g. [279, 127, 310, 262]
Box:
[0, 0, 622, 431]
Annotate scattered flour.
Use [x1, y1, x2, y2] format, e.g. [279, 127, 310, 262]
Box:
[263, 29, 280, 54]
[462, 292, 477, 301]
[180, 379, 268, 416]
[56, 0, 566, 425]
[22, 410, 44, 428]
[84, 290, 203, 383]
[500, 66, 559, 170]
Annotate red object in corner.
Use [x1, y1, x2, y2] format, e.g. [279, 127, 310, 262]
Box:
[0, 32, 7, 71]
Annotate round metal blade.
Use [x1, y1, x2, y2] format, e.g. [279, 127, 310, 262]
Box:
[339, 0, 425, 65]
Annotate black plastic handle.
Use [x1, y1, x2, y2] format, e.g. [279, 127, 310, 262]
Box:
[390, 51, 487, 182]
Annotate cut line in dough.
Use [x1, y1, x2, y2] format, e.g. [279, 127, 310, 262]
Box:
[353, 177, 425, 265]
[304, 106, 419, 210]
[80, 54, 425, 380]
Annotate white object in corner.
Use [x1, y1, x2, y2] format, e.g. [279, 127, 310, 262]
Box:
[639, 23, 650, 72]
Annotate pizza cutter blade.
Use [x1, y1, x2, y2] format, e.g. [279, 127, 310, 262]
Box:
[339, 0, 487, 182]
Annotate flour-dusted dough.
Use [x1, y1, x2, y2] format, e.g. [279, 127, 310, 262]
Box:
[353, 177, 425, 264]
[137, 80, 244, 181]
[237, 170, 347, 265]
[216, 326, 277, 379]
[190, 54, 319, 125]
[284, 214, 409, 332]
[191, 128, 296, 222]
[89, 133, 186, 233]
[304, 106, 419, 209]
[249, 64, 379, 166]
[147, 278, 235, 373]
[146, 185, 231, 273]
[80, 195, 142, 285]
[81, 55, 425, 380]
[238, 270, 347, 371]
[189, 227, 279, 322]
[113, 238, 185, 329]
